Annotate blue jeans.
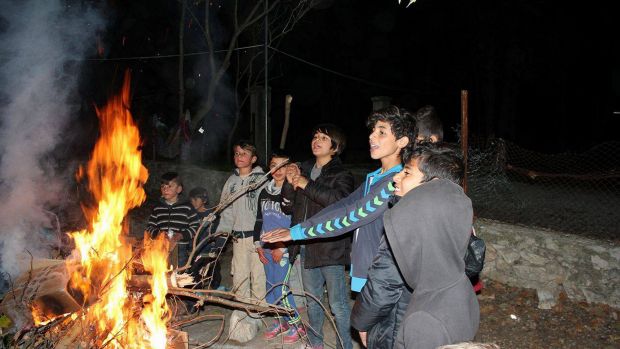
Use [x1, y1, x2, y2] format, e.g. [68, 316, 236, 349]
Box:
[301, 249, 352, 349]
[264, 249, 298, 323]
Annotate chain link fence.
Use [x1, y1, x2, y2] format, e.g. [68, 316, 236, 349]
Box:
[467, 139, 620, 240]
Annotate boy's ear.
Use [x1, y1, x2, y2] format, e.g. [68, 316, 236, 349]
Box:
[251, 155, 257, 164]
[396, 136, 410, 149]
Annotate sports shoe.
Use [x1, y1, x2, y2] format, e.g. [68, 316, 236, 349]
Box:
[282, 326, 305, 344]
[263, 321, 289, 340]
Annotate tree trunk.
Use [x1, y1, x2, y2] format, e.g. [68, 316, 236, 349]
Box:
[178, 0, 186, 161]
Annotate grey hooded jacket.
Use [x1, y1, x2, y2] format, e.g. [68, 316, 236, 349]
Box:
[384, 179, 479, 349]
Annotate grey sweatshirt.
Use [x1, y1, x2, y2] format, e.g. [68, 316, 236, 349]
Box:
[384, 179, 479, 349]
[218, 166, 266, 233]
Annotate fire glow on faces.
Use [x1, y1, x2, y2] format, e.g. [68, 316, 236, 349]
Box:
[393, 158, 425, 197]
[233, 146, 257, 171]
[311, 132, 336, 158]
[160, 180, 182, 202]
[369, 120, 402, 160]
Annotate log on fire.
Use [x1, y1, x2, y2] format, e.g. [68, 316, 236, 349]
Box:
[0, 259, 81, 330]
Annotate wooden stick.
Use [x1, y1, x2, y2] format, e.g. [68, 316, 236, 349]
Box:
[280, 94, 292, 149]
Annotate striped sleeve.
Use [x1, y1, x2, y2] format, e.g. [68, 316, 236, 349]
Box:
[291, 181, 396, 241]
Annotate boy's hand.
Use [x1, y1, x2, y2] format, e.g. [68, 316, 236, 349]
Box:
[261, 228, 292, 243]
[292, 175, 309, 190]
[271, 248, 284, 264]
[256, 247, 269, 265]
[285, 164, 301, 185]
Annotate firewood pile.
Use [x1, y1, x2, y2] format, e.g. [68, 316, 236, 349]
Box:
[0, 233, 294, 349]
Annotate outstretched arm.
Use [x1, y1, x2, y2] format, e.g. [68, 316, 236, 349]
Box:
[262, 180, 396, 242]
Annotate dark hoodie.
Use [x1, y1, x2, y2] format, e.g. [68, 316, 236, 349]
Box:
[384, 179, 479, 349]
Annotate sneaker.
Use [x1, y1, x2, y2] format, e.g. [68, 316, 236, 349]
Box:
[282, 326, 303, 344]
[263, 321, 288, 340]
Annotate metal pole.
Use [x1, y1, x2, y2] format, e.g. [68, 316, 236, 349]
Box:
[264, 0, 269, 163]
[461, 90, 469, 194]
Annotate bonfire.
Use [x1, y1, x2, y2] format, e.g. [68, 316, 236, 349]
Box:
[0, 71, 292, 349]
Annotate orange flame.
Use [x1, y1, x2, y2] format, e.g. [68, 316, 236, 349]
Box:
[141, 235, 171, 349]
[55, 71, 170, 348]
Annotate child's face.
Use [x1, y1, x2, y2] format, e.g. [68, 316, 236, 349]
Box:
[311, 131, 336, 158]
[233, 146, 257, 170]
[161, 180, 182, 202]
[393, 158, 425, 197]
[369, 120, 406, 160]
[269, 156, 289, 182]
[416, 134, 440, 143]
[190, 197, 206, 211]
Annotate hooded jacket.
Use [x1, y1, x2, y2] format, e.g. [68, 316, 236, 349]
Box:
[218, 166, 265, 234]
[384, 179, 479, 349]
[281, 157, 354, 268]
[253, 179, 291, 245]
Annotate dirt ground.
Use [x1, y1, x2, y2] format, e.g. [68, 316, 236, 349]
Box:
[179, 244, 619, 349]
[120, 203, 620, 349]
[474, 280, 619, 349]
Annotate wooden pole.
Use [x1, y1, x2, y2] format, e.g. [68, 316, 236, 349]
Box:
[461, 90, 469, 194]
[280, 95, 292, 149]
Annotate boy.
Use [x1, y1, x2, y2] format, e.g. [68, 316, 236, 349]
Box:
[263, 106, 416, 293]
[383, 144, 479, 349]
[281, 124, 355, 349]
[253, 151, 304, 343]
[351, 117, 445, 349]
[188, 187, 223, 290]
[218, 140, 266, 300]
[145, 172, 200, 268]
[413, 105, 443, 143]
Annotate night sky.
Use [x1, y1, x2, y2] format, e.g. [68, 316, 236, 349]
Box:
[82, 0, 619, 165]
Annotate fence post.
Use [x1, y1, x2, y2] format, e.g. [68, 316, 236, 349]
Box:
[461, 90, 469, 194]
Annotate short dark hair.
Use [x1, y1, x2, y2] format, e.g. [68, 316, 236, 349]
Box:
[366, 105, 417, 143]
[233, 140, 258, 158]
[188, 187, 209, 205]
[161, 171, 182, 187]
[414, 105, 443, 142]
[404, 142, 464, 185]
[311, 123, 347, 155]
[269, 149, 291, 163]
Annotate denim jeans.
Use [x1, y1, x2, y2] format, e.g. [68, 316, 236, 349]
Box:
[301, 249, 352, 349]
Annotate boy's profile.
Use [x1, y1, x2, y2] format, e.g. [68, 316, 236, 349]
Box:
[384, 144, 479, 349]
[145, 171, 200, 268]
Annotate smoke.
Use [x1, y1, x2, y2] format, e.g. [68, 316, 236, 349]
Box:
[0, 1, 103, 279]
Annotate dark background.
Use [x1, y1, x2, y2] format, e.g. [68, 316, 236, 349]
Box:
[81, 0, 619, 165]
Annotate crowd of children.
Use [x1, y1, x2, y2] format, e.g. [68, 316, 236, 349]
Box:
[145, 105, 487, 348]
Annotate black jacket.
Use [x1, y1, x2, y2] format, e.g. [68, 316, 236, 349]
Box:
[281, 157, 354, 268]
[351, 236, 412, 349]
